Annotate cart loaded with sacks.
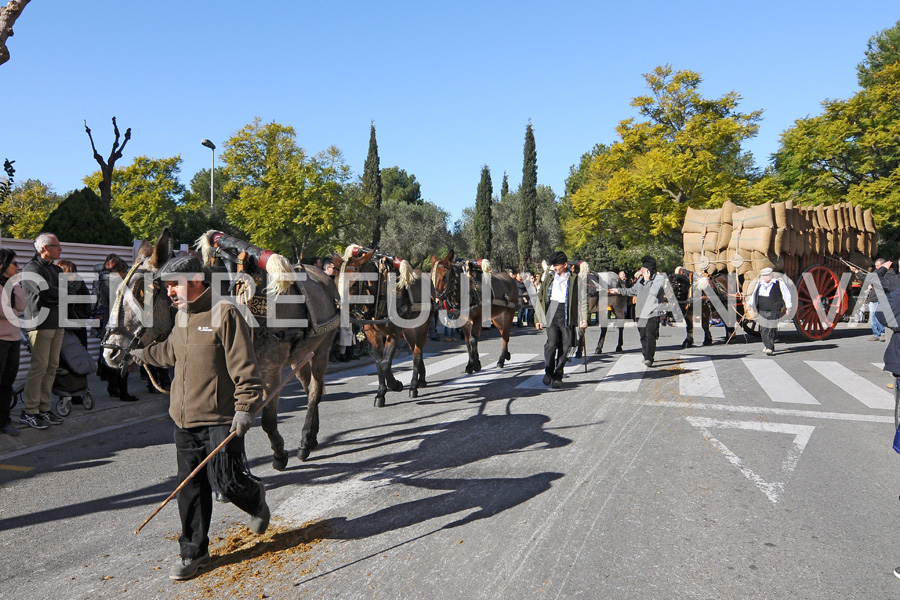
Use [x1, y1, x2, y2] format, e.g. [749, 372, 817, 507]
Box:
[681, 200, 879, 341]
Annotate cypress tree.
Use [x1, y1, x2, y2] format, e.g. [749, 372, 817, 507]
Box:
[517, 122, 537, 271]
[500, 171, 509, 201]
[473, 165, 493, 259]
[363, 122, 383, 248]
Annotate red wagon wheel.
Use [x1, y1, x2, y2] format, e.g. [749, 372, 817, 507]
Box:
[793, 265, 847, 341]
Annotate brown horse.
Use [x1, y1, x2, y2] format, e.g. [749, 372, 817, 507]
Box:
[430, 251, 519, 373]
[582, 271, 632, 354]
[101, 229, 340, 467]
[333, 245, 433, 407]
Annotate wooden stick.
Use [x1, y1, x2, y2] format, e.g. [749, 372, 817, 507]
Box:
[134, 351, 314, 534]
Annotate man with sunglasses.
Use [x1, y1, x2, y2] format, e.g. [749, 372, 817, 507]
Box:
[19, 232, 65, 429]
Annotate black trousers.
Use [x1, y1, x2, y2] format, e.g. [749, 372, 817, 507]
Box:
[638, 316, 660, 361]
[0, 339, 20, 426]
[758, 308, 781, 351]
[174, 424, 263, 559]
[543, 306, 572, 379]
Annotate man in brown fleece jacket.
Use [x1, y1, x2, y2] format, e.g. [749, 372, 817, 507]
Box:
[134, 255, 270, 581]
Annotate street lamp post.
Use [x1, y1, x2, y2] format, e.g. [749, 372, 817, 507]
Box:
[201, 139, 216, 216]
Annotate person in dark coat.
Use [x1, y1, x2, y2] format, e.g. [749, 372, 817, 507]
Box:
[536, 251, 588, 388]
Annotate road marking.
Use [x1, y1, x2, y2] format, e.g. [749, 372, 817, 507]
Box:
[444, 354, 539, 387]
[685, 416, 814, 504]
[595, 354, 646, 392]
[326, 352, 435, 386]
[370, 352, 483, 386]
[0, 464, 34, 472]
[742, 358, 820, 405]
[806, 360, 894, 410]
[629, 399, 892, 423]
[679, 355, 724, 398]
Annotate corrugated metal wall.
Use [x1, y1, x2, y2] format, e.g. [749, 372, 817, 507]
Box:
[1, 237, 140, 386]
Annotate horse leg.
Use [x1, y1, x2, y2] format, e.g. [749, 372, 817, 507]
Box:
[616, 325, 624, 353]
[297, 347, 329, 461]
[702, 315, 713, 346]
[496, 310, 512, 367]
[462, 320, 477, 374]
[405, 329, 427, 399]
[469, 320, 482, 373]
[682, 306, 694, 348]
[372, 336, 389, 408]
[258, 368, 289, 471]
[596, 326, 607, 354]
[382, 335, 404, 392]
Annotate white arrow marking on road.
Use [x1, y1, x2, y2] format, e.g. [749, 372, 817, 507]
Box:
[806, 360, 894, 410]
[685, 417, 814, 504]
[594, 354, 647, 392]
[679, 355, 724, 398]
[444, 354, 538, 387]
[742, 358, 820, 405]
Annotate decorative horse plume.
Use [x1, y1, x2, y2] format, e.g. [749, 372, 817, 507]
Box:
[196, 230, 293, 296]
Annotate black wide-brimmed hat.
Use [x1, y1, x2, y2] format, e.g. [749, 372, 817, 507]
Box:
[547, 251, 568, 266]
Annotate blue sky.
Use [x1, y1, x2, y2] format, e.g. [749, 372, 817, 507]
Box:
[1, 1, 897, 225]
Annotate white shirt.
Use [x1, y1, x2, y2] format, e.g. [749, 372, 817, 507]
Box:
[550, 271, 569, 303]
[747, 278, 793, 310]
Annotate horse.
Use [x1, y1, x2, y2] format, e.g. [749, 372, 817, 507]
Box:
[669, 270, 734, 347]
[429, 251, 519, 374]
[581, 270, 632, 354]
[333, 245, 432, 407]
[101, 228, 340, 468]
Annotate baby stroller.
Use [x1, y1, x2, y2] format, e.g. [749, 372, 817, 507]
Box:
[53, 330, 95, 416]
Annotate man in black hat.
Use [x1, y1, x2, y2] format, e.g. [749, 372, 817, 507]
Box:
[132, 255, 271, 580]
[609, 255, 667, 367]
[536, 251, 588, 388]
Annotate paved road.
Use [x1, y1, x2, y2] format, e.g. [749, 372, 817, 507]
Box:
[1, 321, 899, 599]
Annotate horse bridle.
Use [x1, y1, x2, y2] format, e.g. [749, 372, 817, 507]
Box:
[431, 262, 461, 316]
[99, 260, 161, 363]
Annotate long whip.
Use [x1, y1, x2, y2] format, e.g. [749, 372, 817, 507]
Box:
[134, 351, 314, 534]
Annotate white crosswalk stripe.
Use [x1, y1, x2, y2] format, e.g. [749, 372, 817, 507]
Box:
[679, 355, 724, 398]
[594, 354, 647, 392]
[805, 360, 894, 410]
[743, 358, 820, 405]
[444, 354, 539, 387]
[369, 352, 483, 386]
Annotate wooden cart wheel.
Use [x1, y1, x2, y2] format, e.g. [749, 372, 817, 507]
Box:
[793, 265, 847, 341]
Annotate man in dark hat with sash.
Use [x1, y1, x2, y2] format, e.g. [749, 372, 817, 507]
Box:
[536, 251, 588, 388]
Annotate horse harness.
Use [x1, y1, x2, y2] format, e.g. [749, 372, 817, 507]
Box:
[341, 254, 427, 326]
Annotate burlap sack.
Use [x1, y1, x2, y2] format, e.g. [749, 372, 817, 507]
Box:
[856, 206, 865, 232]
[864, 208, 876, 233]
[774, 228, 789, 257]
[825, 206, 837, 231]
[730, 226, 773, 254]
[682, 207, 723, 234]
[733, 203, 774, 229]
[683, 231, 720, 253]
[774, 202, 788, 229]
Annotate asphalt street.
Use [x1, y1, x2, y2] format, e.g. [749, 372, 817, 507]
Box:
[1, 320, 899, 599]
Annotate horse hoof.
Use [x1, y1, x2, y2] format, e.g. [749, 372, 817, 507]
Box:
[465, 364, 474, 374]
[272, 452, 289, 471]
[409, 388, 418, 398]
[474, 362, 482, 372]
[389, 381, 403, 392]
[374, 396, 386, 408]
[297, 447, 311, 462]
[503, 351, 511, 360]
[703, 340, 713, 347]
[497, 359, 506, 368]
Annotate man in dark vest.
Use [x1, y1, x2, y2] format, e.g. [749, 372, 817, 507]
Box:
[536, 251, 588, 388]
[746, 267, 793, 356]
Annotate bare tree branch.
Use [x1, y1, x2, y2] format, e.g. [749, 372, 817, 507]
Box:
[84, 117, 132, 209]
[0, 0, 31, 67]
